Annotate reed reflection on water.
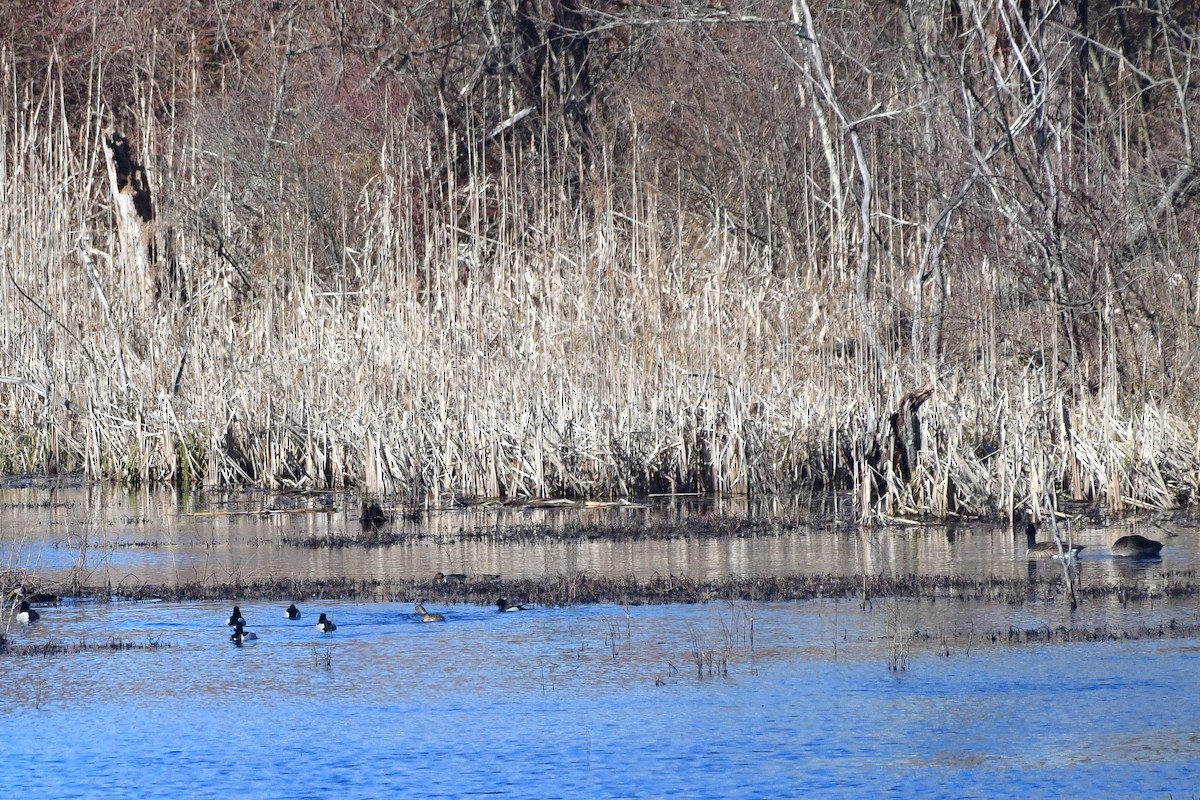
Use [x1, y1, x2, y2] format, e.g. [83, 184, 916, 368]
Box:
[1, 486, 1197, 590]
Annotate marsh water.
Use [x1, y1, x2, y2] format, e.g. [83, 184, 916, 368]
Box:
[3, 485, 1200, 797]
[3, 485, 1198, 588]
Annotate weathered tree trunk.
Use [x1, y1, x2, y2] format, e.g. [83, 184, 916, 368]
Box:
[103, 132, 156, 305]
[890, 387, 933, 485]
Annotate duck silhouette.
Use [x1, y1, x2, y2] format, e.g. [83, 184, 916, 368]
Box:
[496, 598, 528, 612]
[1025, 523, 1085, 560]
[415, 603, 445, 622]
[15, 600, 39, 623]
[1111, 534, 1163, 557]
[230, 621, 258, 644]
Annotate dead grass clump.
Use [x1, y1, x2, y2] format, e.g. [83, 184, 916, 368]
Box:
[0, 637, 170, 657]
[886, 599, 912, 671]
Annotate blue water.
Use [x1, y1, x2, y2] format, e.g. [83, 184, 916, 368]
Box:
[2, 600, 1198, 798]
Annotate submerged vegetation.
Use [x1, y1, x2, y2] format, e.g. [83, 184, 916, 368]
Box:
[0, 636, 169, 656]
[1, 3, 1199, 521]
[5, 569, 1197, 609]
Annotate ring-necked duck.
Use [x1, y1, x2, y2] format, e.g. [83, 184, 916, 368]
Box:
[226, 605, 246, 626]
[434, 572, 467, 583]
[1111, 534, 1164, 557]
[285, 603, 301, 620]
[316, 612, 337, 632]
[15, 600, 40, 623]
[1025, 523, 1085, 560]
[230, 621, 258, 644]
[496, 598, 528, 612]
[414, 603, 445, 622]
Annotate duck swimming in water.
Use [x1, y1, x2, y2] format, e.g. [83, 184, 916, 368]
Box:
[360, 501, 388, 527]
[285, 603, 301, 620]
[230, 621, 258, 644]
[1025, 523, 1085, 560]
[414, 603, 445, 622]
[226, 605, 246, 627]
[316, 612, 337, 633]
[1111, 534, 1164, 558]
[496, 597, 528, 612]
[15, 600, 39, 624]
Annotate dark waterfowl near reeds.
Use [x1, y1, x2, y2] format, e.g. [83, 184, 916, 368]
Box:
[360, 501, 388, 527]
[9, 590, 58, 605]
[414, 603, 445, 622]
[1025, 523, 1085, 560]
[1111, 534, 1164, 558]
[226, 605, 246, 627]
[230, 621, 258, 644]
[15, 600, 40, 623]
[316, 613, 337, 632]
[435, 572, 467, 583]
[285, 603, 301, 620]
[496, 597, 528, 612]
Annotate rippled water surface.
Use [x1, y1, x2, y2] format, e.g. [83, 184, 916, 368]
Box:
[2, 599, 1199, 798]
[3, 485, 1200, 797]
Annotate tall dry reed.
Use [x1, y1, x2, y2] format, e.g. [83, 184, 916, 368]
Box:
[0, 25, 1197, 524]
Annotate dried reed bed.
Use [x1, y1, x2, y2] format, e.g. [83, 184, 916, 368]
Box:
[0, 58, 1198, 522]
